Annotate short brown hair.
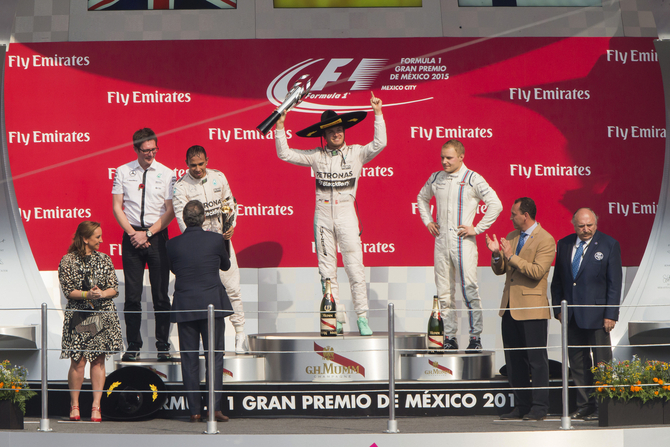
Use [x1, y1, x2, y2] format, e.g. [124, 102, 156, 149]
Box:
[132, 128, 157, 151]
[514, 197, 537, 220]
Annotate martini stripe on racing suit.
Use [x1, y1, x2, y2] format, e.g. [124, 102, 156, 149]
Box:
[417, 165, 502, 337]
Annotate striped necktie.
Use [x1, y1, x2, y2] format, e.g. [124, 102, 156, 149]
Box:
[572, 240, 586, 279]
[515, 233, 527, 255]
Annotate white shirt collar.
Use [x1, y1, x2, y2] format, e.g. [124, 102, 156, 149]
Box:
[575, 234, 594, 249]
[130, 159, 155, 172]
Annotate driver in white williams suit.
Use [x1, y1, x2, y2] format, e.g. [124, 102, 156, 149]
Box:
[172, 145, 249, 353]
[417, 139, 502, 352]
[274, 93, 386, 336]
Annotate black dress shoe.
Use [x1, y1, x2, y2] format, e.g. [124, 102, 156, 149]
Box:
[570, 407, 596, 419]
[205, 410, 229, 422]
[190, 414, 202, 422]
[500, 407, 526, 420]
[522, 408, 547, 421]
[583, 411, 599, 421]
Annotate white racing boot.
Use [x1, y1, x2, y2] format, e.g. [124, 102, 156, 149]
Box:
[235, 332, 250, 353]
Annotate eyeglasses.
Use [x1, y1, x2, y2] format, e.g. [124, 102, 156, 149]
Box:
[138, 147, 159, 154]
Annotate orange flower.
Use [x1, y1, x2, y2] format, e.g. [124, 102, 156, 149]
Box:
[655, 391, 660, 395]
[0, 382, 3, 388]
[597, 387, 603, 392]
[637, 381, 642, 385]
[660, 380, 665, 385]
[653, 378, 659, 383]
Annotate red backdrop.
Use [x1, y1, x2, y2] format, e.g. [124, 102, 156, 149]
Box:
[4, 37, 664, 269]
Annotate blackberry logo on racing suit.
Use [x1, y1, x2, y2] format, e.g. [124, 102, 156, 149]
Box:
[317, 177, 356, 191]
[315, 170, 355, 191]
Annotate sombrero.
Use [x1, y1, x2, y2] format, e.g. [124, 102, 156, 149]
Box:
[101, 366, 167, 420]
[296, 110, 367, 138]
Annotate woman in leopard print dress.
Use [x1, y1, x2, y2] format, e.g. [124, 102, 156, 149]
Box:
[59, 221, 123, 422]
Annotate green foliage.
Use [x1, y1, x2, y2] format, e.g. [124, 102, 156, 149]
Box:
[591, 355, 670, 403]
[0, 359, 37, 415]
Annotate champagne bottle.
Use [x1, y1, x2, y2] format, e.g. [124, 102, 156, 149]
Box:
[426, 295, 444, 352]
[320, 278, 337, 337]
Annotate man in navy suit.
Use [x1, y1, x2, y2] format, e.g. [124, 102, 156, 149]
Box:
[551, 207, 622, 421]
[167, 200, 233, 422]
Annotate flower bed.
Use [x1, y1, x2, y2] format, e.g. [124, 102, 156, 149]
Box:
[591, 355, 670, 403]
[0, 359, 37, 415]
[591, 356, 670, 427]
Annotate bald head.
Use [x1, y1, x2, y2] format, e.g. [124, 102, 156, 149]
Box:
[572, 208, 598, 241]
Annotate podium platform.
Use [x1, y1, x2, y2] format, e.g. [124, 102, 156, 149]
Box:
[43, 333, 566, 419]
[113, 332, 495, 383]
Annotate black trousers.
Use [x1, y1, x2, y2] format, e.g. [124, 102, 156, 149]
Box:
[568, 318, 612, 410]
[122, 228, 171, 349]
[177, 318, 225, 416]
[502, 311, 549, 413]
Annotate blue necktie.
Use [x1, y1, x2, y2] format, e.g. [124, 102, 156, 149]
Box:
[572, 240, 586, 279]
[515, 233, 527, 255]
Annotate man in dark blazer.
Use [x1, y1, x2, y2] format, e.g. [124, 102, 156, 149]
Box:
[551, 207, 622, 421]
[166, 200, 233, 423]
[487, 197, 556, 421]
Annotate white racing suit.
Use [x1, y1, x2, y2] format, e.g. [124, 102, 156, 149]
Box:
[172, 169, 245, 330]
[417, 165, 502, 337]
[275, 115, 387, 323]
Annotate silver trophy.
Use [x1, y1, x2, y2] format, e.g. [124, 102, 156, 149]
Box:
[257, 74, 312, 135]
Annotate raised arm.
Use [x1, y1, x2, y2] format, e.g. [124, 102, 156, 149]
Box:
[275, 111, 315, 166]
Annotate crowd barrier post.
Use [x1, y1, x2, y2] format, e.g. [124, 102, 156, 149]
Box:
[385, 303, 399, 433]
[559, 300, 573, 430]
[38, 303, 52, 432]
[205, 304, 218, 434]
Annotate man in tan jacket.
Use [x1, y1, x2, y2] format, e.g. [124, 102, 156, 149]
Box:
[486, 197, 555, 421]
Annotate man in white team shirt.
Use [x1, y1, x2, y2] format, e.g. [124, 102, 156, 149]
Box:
[172, 145, 249, 353]
[112, 127, 176, 362]
[417, 139, 502, 352]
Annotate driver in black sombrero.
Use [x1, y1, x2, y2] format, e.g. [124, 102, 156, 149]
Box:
[274, 92, 385, 336]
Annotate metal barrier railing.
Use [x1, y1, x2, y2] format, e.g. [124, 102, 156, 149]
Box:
[386, 303, 398, 433]
[38, 303, 51, 432]
[559, 300, 572, 430]
[1, 300, 666, 433]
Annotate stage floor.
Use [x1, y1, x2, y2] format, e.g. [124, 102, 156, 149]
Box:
[20, 413, 603, 434]
[7, 414, 670, 447]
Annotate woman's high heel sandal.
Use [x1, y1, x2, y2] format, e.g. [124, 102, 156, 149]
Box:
[69, 405, 80, 421]
[91, 406, 101, 422]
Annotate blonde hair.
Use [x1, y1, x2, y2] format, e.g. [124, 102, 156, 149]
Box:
[442, 139, 464, 156]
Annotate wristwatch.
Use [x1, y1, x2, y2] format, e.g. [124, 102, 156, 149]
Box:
[146, 230, 153, 238]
